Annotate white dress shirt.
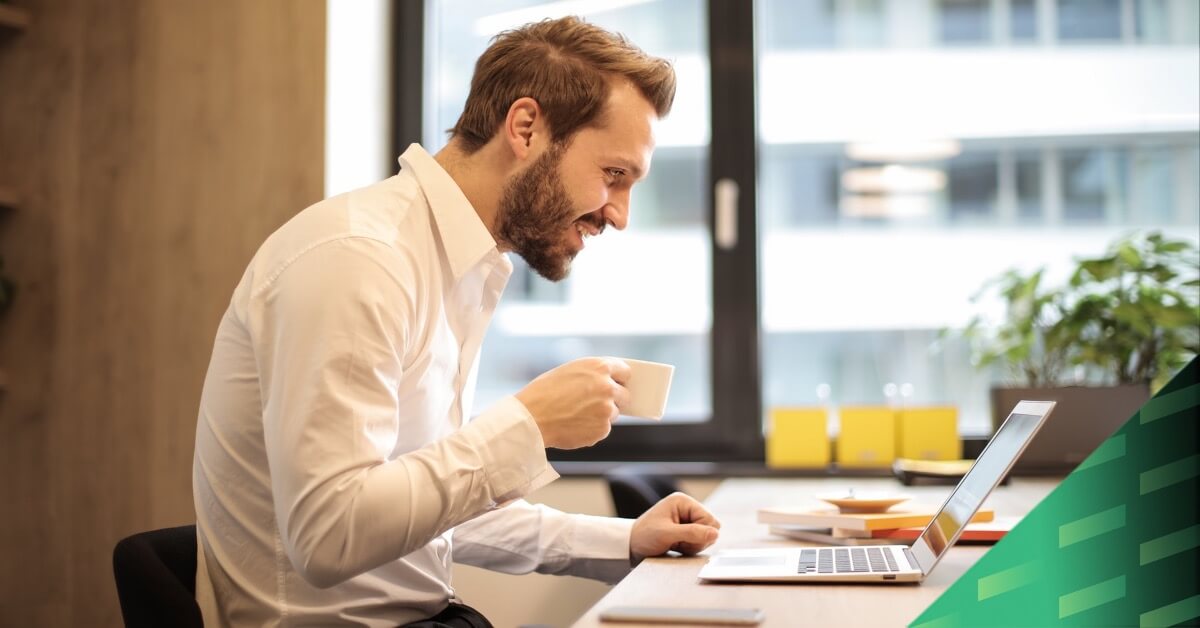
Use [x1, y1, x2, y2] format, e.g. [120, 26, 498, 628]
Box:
[192, 144, 634, 627]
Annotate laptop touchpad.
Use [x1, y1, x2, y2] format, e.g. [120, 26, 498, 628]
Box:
[716, 556, 788, 567]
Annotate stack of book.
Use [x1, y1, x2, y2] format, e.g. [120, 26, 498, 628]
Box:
[757, 506, 1009, 546]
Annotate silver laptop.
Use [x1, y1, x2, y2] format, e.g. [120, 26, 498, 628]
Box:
[697, 400, 1055, 583]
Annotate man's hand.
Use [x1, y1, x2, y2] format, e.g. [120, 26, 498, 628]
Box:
[515, 357, 632, 449]
[629, 492, 720, 564]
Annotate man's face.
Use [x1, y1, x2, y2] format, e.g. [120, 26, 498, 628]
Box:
[496, 81, 657, 281]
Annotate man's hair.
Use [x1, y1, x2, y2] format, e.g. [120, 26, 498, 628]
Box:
[449, 16, 676, 153]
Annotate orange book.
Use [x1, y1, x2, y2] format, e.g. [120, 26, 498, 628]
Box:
[871, 517, 1015, 541]
[768, 518, 1012, 546]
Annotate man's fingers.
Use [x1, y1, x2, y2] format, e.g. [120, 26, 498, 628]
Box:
[612, 379, 632, 411]
[605, 357, 632, 385]
[669, 523, 719, 555]
[679, 523, 718, 545]
[669, 494, 721, 528]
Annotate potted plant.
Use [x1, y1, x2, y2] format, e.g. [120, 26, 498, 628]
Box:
[961, 231, 1199, 454]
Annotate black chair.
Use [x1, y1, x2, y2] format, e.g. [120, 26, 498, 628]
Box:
[113, 524, 203, 628]
[604, 466, 682, 519]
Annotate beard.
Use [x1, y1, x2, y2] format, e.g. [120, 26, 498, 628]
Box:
[495, 143, 602, 282]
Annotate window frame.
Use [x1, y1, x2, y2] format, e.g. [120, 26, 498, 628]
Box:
[393, 0, 765, 462]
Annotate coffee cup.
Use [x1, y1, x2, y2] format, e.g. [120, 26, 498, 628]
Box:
[618, 358, 675, 420]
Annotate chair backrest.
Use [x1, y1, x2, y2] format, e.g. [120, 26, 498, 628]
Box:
[113, 524, 203, 628]
[604, 467, 682, 519]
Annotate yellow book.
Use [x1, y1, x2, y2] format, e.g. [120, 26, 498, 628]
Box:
[897, 406, 961, 461]
[837, 407, 896, 468]
[766, 408, 830, 468]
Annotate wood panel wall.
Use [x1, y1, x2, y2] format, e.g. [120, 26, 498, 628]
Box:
[0, 1, 325, 624]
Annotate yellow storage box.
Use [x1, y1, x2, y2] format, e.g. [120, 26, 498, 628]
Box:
[896, 406, 961, 461]
[766, 408, 830, 468]
[836, 407, 896, 468]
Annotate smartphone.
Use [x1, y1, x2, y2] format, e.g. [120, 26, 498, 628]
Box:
[599, 605, 765, 625]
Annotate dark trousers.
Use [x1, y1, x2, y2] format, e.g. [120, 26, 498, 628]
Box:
[401, 602, 494, 628]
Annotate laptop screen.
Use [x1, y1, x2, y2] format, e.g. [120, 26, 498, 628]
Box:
[911, 406, 1052, 572]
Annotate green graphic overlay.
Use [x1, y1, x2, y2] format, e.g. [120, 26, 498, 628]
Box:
[912, 358, 1199, 627]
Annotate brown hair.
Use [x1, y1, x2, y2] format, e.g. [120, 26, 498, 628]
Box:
[449, 16, 676, 153]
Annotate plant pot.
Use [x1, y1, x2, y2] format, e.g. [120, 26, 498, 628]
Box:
[989, 384, 1150, 475]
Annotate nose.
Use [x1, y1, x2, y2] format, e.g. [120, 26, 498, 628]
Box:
[602, 189, 631, 231]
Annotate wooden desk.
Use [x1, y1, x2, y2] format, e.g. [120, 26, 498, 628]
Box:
[572, 477, 1059, 628]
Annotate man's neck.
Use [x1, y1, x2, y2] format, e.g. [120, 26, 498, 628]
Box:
[433, 141, 508, 246]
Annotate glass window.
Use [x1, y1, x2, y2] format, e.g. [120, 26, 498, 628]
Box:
[946, 151, 1000, 221]
[1127, 144, 1177, 225]
[1057, 0, 1122, 41]
[760, 146, 841, 226]
[424, 0, 712, 423]
[758, 0, 885, 49]
[939, 0, 992, 44]
[1061, 147, 1128, 223]
[408, 1, 1200, 455]
[757, 0, 1199, 436]
[1010, 0, 1038, 41]
[1134, 0, 1200, 45]
[760, 0, 836, 49]
[1014, 150, 1042, 222]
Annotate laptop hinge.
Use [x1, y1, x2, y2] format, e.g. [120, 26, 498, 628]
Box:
[902, 547, 919, 571]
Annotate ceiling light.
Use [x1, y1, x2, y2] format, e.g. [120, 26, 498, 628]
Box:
[845, 139, 962, 163]
[840, 194, 933, 219]
[841, 165, 947, 194]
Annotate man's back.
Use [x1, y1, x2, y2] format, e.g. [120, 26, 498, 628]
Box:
[191, 149, 544, 626]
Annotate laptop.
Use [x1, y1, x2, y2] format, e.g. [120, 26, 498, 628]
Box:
[697, 400, 1055, 583]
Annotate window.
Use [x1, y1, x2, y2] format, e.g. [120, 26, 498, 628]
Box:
[1057, 0, 1122, 41]
[409, 0, 761, 461]
[755, 0, 1199, 437]
[940, 0, 992, 44]
[1010, 0, 1038, 41]
[397, 1, 1200, 459]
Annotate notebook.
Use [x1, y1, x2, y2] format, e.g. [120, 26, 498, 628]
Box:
[697, 401, 1055, 583]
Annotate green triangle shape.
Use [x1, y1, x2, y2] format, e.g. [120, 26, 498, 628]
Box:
[911, 357, 1200, 627]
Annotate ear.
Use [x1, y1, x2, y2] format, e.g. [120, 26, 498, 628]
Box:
[503, 96, 544, 161]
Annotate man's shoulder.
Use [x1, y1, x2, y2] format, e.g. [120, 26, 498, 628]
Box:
[244, 174, 432, 296]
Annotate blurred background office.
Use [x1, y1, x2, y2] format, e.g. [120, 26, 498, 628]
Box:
[1, 0, 1196, 626]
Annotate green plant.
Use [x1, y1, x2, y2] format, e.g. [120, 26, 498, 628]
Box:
[1059, 232, 1199, 389]
[961, 267, 1074, 387]
[960, 231, 1199, 390]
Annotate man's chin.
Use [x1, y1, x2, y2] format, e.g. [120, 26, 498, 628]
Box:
[522, 250, 574, 282]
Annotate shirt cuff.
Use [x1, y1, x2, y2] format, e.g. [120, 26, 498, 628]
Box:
[462, 395, 560, 505]
[564, 514, 636, 583]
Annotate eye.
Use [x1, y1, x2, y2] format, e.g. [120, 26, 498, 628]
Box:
[604, 168, 626, 182]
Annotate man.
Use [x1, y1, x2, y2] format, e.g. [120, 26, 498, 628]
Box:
[193, 16, 720, 627]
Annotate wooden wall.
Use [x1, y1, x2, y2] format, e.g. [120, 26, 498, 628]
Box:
[0, 1, 325, 624]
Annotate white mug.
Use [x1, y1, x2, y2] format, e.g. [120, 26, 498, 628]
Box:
[618, 358, 675, 420]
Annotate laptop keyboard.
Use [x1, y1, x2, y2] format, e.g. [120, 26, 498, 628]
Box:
[797, 548, 901, 574]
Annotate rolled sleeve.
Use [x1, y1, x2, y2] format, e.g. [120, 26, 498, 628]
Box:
[462, 395, 560, 503]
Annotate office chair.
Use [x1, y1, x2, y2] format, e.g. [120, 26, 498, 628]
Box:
[113, 524, 203, 628]
[604, 466, 682, 519]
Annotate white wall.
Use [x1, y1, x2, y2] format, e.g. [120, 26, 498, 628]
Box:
[325, 0, 393, 198]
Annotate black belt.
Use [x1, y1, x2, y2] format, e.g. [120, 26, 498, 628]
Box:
[401, 601, 494, 628]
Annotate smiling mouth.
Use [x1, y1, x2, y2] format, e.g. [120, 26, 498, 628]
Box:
[572, 217, 604, 250]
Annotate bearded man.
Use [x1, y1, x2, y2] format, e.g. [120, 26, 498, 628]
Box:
[192, 15, 720, 628]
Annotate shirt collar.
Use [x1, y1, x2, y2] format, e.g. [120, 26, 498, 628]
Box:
[398, 143, 499, 280]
